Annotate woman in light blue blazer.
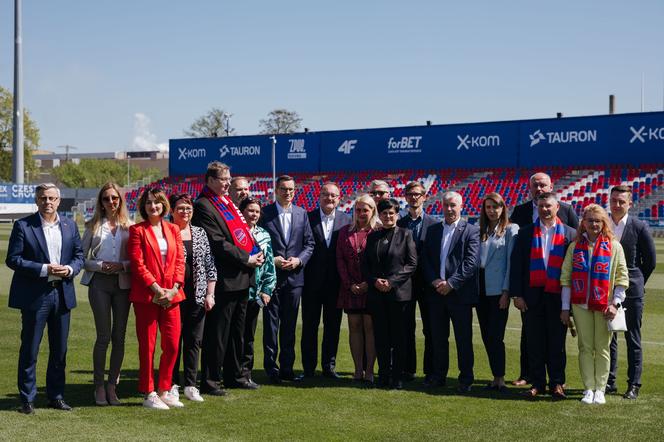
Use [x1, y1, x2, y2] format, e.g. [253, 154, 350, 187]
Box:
[476, 192, 519, 392]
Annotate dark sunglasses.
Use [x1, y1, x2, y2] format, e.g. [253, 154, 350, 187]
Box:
[102, 195, 120, 202]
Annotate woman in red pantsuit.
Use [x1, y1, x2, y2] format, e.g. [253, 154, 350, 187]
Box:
[128, 188, 185, 410]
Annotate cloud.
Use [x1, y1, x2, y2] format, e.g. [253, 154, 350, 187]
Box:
[132, 113, 168, 152]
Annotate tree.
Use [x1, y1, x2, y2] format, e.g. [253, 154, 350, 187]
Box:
[184, 107, 235, 138]
[51, 158, 162, 188]
[0, 86, 39, 181]
[259, 109, 303, 134]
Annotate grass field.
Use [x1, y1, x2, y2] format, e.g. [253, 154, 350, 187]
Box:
[0, 223, 663, 441]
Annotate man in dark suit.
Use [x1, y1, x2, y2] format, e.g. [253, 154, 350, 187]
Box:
[606, 185, 656, 400]
[301, 182, 351, 378]
[396, 181, 439, 382]
[260, 175, 315, 382]
[421, 191, 479, 393]
[6, 183, 84, 414]
[193, 162, 265, 395]
[510, 192, 576, 400]
[509, 172, 579, 386]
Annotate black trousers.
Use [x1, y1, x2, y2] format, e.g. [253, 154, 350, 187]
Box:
[476, 275, 509, 378]
[369, 294, 408, 382]
[263, 284, 302, 376]
[172, 298, 206, 387]
[428, 293, 474, 386]
[200, 289, 248, 390]
[240, 300, 261, 382]
[523, 293, 566, 391]
[301, 288, 343, 374]
[608, 297, 644, 388]
[404, 290, 433, 376]
[518, 312, 530, 381]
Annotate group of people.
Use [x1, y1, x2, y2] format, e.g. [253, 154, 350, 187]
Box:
[5, 167, 656, 414]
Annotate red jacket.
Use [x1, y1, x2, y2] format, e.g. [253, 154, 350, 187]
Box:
[128, 220, 185, 304]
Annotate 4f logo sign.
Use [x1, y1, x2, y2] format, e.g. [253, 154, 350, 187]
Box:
[338, 140, 357, 155]
[178, 147, 206, 160]
[529, 130, 546, 147]
[630, 126, 664, 143]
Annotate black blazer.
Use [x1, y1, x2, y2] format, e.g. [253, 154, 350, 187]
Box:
[304, 208, 351, 296]
[510, 200, 579, 229]
[192, 195, 254, 293]
[397, 212, 440, 292]
[509, 222, 576, 307]
[421, 220, 480, 305]
[619, 216, 656, 299]
[361, 227, 418, 302]
[260, 203, 315, 288]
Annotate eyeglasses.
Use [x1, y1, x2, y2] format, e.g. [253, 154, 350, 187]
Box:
[370, 190, 388, 197]
[406, 193, 424, 198]
[176, 206, 193, 213]
[102, 195, 120, 202]
[38, 196, 59, 203]
[213, 176, 231, 183]
[279, 187, 295, 193]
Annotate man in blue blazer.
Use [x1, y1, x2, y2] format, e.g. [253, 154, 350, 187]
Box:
[422, 191, 479, 392]
[302, 183, 351, 378]
[6, 183, 84, 414]
[260, 175, 315, 382]
[607, 185, 656, 400]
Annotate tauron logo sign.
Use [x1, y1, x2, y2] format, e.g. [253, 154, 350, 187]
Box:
[338, 139, 357, 155]
[178, 147, 207, 160]
[456, 134, 500, 150]
[387, 136, 422, 154]
[630, 126, 664, 143]
[287, 139, 307, 159]
[529, 129, 597, 147]
[219, 144, 261, 158]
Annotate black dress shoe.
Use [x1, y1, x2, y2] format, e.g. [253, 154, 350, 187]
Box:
[402, 372, 415, 382]
[457, 383, 472, 394]
[48, 399, 73, 411]
[240, 380, 260, 390]
[390, 380, 404, 390]
[623, 385, 640, 400]
[268, 374, 282, 384]
[423, 377, 445, 388]
[322, 369, 341, 379]
[20, 402, 34, 415]
[201, 387, 227, 396]
[605, 384, 618, 394]
[279, 371, 297, 381]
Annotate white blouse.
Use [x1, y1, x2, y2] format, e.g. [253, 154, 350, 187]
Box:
[96, 220, 121, 263]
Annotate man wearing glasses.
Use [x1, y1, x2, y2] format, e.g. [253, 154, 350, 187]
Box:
[260, 175, 315, 383]
[6, 183, 84, 414]
[369, 179, 391, 205]
[397, 182, 440, 383]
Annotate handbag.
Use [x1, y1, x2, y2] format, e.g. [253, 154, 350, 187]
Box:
[607, 305, 627, 332]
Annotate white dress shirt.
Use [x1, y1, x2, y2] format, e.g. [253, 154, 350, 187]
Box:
[539, 221, 556, 269]
[439, 219, 460, 279]
[480, 226, 498, 269]
[277, 203, 293, 244]
[320, 208, 335, 247]
[38, 213, 72, 280]
[611, 213, 628, 241]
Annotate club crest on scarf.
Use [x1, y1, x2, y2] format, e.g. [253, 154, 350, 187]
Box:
[202, 186, 260, 255]
[570, 236, 612, 311]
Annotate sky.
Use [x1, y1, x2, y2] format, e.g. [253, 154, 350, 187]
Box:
[1, 0, 663, 153]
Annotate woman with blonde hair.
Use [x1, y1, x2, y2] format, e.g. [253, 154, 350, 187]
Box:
[336, 194, 379, 384]
[81, 182, 133, 405]
[560, 204, 629, 405]
[476, 192, 519, 392]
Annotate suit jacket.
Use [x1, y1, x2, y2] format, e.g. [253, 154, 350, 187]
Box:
[260, 203, 315, 288]
[421, 220, 480, 304]
[80, 222, 132, 289]
[481, 223, 519, 296]
[127, 220, 185, 304]
[618, 216, 656, 299]
[362, 226, 418, 302]
[397, 211, 440, 293]
[509, 222, 576, 307]
[304, 208, 351, 296]
[510, 200, 579, 229]
[192, 194, 254, 293]
[6, 212, 84, 311]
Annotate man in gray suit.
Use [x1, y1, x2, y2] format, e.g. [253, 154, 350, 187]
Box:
[606, 185, 656, 399]
[260, 175, 315, 383]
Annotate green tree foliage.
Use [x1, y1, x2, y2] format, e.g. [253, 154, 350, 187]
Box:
[0, 86, 39, 181]
[184, 107, 235, 138]
[51, 158, 162, 188]
[259, 109, 303, 134]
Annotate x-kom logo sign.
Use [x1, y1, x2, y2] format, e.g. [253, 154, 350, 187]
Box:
[630, 126, 664, 143]
[456, 134, 500, 150]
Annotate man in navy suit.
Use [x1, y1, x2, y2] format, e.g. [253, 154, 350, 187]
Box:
[606, 185, 656, 400]
[396, 181, 440, 382]
[422, 191, 479, 393]
[6, 183, 84, 414]
[260, 175, 315, 382]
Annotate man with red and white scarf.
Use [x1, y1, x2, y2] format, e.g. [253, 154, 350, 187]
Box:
[510, 192, 576, 400]
[193, 161, 264, 396]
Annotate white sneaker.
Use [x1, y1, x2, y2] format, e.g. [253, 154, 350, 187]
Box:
[184, 386, 205, 402]
[160, 391, 184, 408]
[169, 384, 180, 399]
[581, 390, 594, 404]
[143, 391, 169, 410]
[593, 390, 606, 404]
